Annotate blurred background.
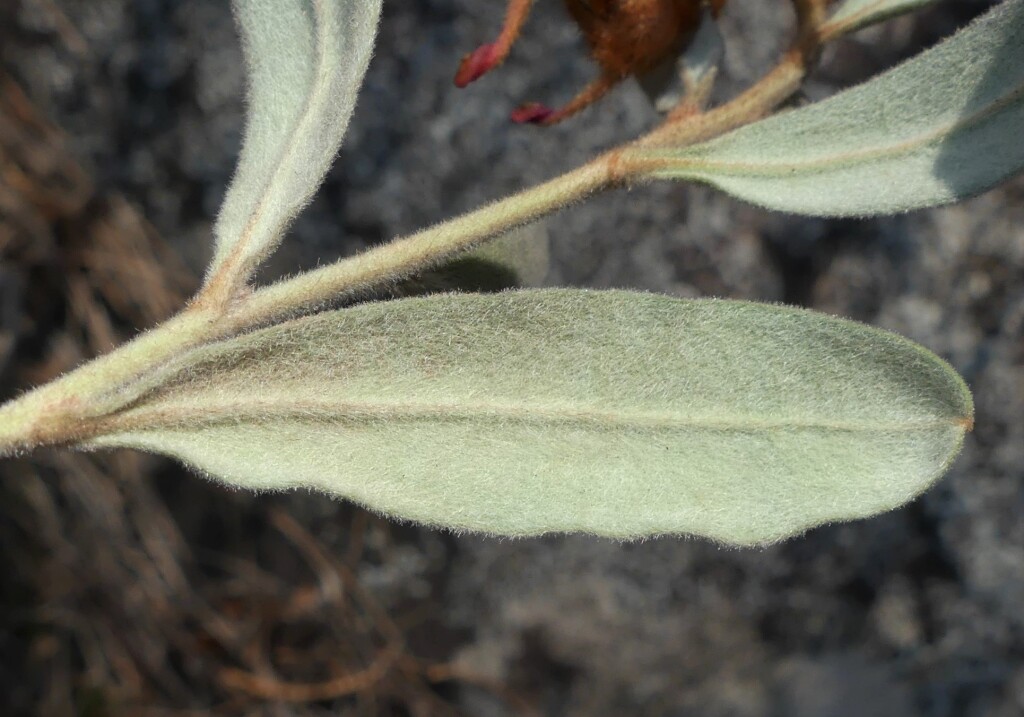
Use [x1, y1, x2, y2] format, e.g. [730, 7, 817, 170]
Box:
[1, 0, 1021, 714]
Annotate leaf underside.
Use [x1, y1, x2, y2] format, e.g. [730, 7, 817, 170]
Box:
[208, 0, 381, 283]
[88, 291, 972, 546]
[636, 0, 1024, 216]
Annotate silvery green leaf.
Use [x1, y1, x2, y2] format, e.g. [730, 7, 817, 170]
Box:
[634, 0, 1024, 217]
[467, 223, 550, 288]
[827, 0, 940, 36]
[87, 290, 972, 546]
[207, 0, 381, 287]
[400, 224, 551, 295]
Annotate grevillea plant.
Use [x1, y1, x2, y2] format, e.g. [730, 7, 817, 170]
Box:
[0, 0, 1022, 545]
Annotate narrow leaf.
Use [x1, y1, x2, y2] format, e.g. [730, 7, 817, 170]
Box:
[826, 0, 941, 36]
[633, 0, 1024, 217]
[207, 0, 382, 287]
[87, 291, 972, 546]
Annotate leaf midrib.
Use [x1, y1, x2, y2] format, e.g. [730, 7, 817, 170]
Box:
[215, 0, 332, 275]
[100, 397, 969, 435]
[645, 69, 1024, 179]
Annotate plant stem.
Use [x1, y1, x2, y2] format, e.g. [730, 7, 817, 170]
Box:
[0, 310, 213, 455]
[225, 158, 620, 330]
[636, 0, 826, 148]
[221, 0, 841, 332]
[636, 54, 807, 149]
[0, 0, 856, 456]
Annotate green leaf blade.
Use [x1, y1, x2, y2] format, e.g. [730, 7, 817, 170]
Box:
[634, 0, 1024, 217]
[90, 291, 972, 545]
[208, 0, 382, 284]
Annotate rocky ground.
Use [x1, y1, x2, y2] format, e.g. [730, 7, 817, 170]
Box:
[1, 0, 1021, 715]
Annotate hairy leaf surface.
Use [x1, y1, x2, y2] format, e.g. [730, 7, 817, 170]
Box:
[635, 0, 1024, 216]
[208, 0, 381, 285]
[89, 291, 972, 545]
